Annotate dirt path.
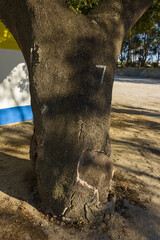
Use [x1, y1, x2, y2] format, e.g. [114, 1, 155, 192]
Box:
[0, 76, 160, 240]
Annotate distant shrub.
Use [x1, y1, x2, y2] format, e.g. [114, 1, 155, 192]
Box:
[66, 0, 99, 14]
[151, 62, 158, 68]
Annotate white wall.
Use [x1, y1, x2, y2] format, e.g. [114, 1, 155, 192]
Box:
[0, 49, 32, 125]
[0, 49, 30, 108]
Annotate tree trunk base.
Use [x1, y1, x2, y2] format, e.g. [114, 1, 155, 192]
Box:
[34, 149, 114, 222]
[62, 185, 115, 223]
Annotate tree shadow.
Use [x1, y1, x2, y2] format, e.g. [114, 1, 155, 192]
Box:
[131, 208, 160, 240]
[0, 152, 36, 205]
[114, 162, 160, 181]
[110, 102, 160, 239]
[0, 121, 36, 206]
[110, 168, 160, 240]
[113, 105, 160, 117]
[111, 105, 160, 123]
[114, 76, 160, 84]
[111, 105, 160, 165]
[0, 121, 33, 153]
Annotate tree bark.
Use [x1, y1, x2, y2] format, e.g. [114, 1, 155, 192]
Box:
[0, 0, 153, 222]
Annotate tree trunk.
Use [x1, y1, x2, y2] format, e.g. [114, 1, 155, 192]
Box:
[158, 46, 160, 65]
[133, 50, 136, 64]
[120, 48, 123, 67]
[0, 0, 153, 222]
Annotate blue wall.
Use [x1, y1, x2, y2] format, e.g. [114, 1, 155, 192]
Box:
[0, 105, 33, 125]
[0, 49, 33, 125]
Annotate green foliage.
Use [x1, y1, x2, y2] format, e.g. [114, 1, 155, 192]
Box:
[151, 62, 159, 67]
[66, 0, 99, 14]
[120, 26, 160, 68]
[66, 0, 159, 66]
[119, 0, 160, 68]
[131, 0, 160, 34]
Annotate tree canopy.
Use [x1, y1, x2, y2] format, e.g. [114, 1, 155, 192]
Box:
[0, 21, 19, 50]
[119, 0, 160, 67]
[66, 0, 99, 14]
[67, 0, 160, 67]
[131, 0, 160, 35]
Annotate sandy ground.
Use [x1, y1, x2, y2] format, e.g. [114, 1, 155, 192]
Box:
[0, 76, 160, 240]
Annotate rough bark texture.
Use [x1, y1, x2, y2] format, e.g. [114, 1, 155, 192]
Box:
[0, 0, 153, 222]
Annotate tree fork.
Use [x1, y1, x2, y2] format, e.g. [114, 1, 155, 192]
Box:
[0, 0, 153, 222]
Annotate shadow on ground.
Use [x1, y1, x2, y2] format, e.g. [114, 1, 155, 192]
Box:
[0, 152, 36, 203]
[112, 105, 160, 119]
[0, 121, 37, 206]
[0, 109, 159, 239]
[114, 76, 160, 85]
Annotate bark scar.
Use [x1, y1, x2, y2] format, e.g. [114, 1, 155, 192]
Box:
[76, 149, 113, 204]
[77, 159, 100, 205]
[78, 120, 84, 142]
[30, 44, 40, 67]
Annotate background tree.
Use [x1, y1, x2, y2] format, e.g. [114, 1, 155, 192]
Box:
[0, 0, 153, 222]
[119, 0, 160, 67]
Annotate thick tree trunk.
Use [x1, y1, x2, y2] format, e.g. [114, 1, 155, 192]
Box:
[0, 0, 153, 222]
[120, 49, 123, 67]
